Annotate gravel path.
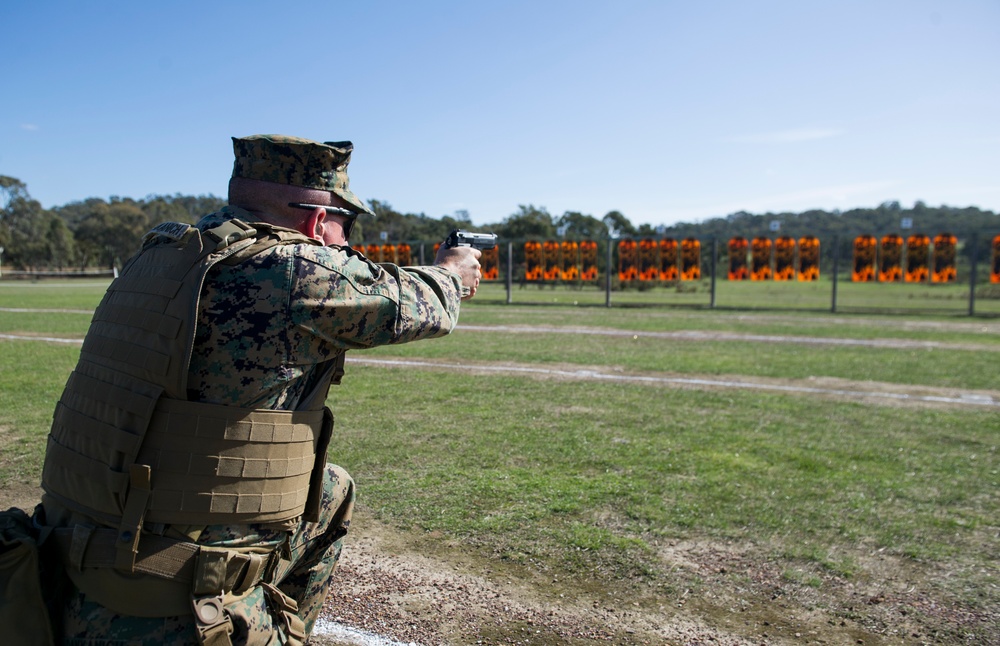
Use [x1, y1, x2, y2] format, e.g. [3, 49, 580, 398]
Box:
[309, 520, 765, 646]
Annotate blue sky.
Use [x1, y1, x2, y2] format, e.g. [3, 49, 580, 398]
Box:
[2, 0, 998, 227]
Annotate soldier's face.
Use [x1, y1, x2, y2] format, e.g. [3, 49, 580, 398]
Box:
[320, 216, 352, 246]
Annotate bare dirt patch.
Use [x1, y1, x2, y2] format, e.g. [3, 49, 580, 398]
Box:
[315, 512, 759, 646]
[312, 512, 998, 646]
[2, 472, 994, 645]
[0, 424, 43, 511]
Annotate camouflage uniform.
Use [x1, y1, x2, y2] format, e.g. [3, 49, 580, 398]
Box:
[48, 137, 464, 645]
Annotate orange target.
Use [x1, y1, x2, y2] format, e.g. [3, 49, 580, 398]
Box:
[774, 236, 796, 281]
[560, 241, 579, 281]
[481, 246, 499, 280]
[680, 238, 701, 280]
[543, 241, 561, 280]
[992, 235, 1000, 284]
[366, 244, 382, 262]
[639, 239, 659, 281]
[751, 237, 772, 281]
[931, 233, 957, 283]
[905, 234, 930, 283]
[396, 243, 412, 266]
[659, 239, 678, 280]
[524, 241, 543, 280]
[580, 240, 599, 281]
[879, 235, 903, 282]
[618, 240, 639, 281]
[727, 237, 749, 280]
[852, 235, 877, 282]
[798, 236, 820, 281]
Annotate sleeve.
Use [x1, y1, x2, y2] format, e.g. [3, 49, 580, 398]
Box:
[290, 245, 464, 351]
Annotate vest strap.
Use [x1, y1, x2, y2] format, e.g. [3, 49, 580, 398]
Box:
[261, 582, 306, 646]
[115, 464, 152, 572]
[204, 220, 258, 250]
[192, 595, 234, 646]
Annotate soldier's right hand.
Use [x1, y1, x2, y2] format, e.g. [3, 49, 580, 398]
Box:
[434, 245, 482, 300]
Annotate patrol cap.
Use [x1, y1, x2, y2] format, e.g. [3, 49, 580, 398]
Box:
[231, 134, 375, 217]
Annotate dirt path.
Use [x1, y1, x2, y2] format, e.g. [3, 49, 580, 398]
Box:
[349, 356, 1000, 410]
[307, 508, 994, 646]
[455, 323, 1000, 353]
[3, 325, 997, 644]
[310, 514, 767, 646]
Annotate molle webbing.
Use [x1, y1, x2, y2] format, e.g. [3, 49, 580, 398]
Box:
[80, 221, 259, 401]
[41, 219, 331, 529]
[42, 222, 261, 524]
[136, 400, 325, 525]
[44, 365, 164, 522]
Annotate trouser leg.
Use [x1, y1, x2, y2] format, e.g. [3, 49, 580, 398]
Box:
[273, 463, 355, 634]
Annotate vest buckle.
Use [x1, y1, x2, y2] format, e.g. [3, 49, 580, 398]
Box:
[205, 220, 258, 250]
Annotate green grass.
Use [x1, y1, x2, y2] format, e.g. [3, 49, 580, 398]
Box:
[479, 276, 1000, 315]
[369, 328, 1000, 390]
[0, 341, 78, 484]
[1, 280, 997, 641]
[0, 281, 109, 309]
[334, 367, 997, 570]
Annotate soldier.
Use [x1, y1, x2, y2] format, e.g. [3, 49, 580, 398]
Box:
[37, 135, 482, 645]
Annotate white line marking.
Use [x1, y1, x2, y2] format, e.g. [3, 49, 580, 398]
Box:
[350, 357, 1000, 408]
[312, 618, 417, 646]
[1, 333, 995, 408]
[0, 333, 83, 344]
[0, 308, 93, 314]
[455, 324, 1000, 352]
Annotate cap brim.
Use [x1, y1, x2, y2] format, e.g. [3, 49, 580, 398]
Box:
[335, 188, 375, 217]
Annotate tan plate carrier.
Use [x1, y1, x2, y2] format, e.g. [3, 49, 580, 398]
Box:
[40, 219, 343, 645]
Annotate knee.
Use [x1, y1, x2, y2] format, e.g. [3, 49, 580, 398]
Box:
[320, 463, 355, 529]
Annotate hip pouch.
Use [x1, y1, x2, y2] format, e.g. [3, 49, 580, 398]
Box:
[0, 505, 64, 646]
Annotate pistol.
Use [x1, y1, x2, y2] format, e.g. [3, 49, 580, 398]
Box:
[445, 229, 498, 251]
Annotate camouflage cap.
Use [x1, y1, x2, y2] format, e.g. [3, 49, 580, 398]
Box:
[231, 134, 375, 216]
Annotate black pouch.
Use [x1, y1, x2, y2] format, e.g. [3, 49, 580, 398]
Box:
[0, 506, 56, 646]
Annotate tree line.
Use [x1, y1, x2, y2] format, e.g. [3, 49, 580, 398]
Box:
[0, 176, 225, 270]
[1, 174, 998, 271]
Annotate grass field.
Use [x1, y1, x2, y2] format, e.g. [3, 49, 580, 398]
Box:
[479, 275, 1000, 316]
[0, 279, 997, 644]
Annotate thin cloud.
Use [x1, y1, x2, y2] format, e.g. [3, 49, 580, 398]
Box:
[20, 124, 39, 131]
[725, 128, 845, 144]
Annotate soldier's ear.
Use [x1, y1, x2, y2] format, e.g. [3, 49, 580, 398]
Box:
[298, 208, 325, 242]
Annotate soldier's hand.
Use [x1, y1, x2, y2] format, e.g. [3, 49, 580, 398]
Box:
[434, 245, 482, 300]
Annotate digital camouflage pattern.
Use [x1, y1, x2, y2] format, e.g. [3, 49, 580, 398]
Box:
[231, 136, 375, 217]
[189, 206, 463, 409]
[59, 205, 463, 644]
[62, 464, 355, 646]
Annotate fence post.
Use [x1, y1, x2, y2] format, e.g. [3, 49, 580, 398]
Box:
[709, 236, 717, 309]
[605, 238, 613, 308]
[968, 236, 978, 316]
[831, 236, 839, 314]
[506, 241, 513, 305]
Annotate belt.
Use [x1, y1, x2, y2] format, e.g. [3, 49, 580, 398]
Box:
[50, 525, 278, 596]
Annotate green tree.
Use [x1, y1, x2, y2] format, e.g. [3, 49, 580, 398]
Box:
[43, 215, 77, 269]
[556, 211, 606, 239]
[601, 210, 636, 237]
[494, 204, 556, 241]
[75, 201, 149, 269]
[0, 176, 52, 269]
[356, 200, 470, 245]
